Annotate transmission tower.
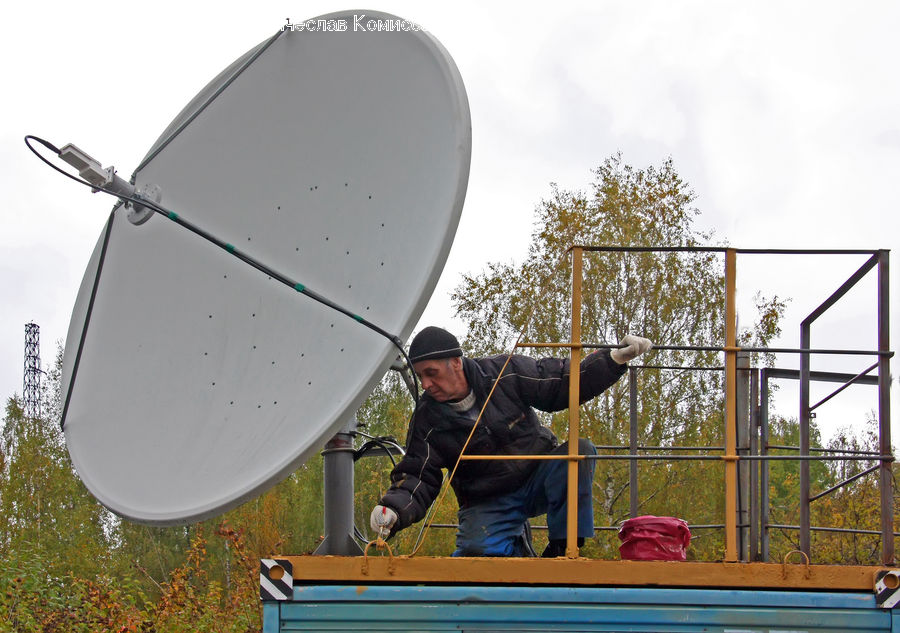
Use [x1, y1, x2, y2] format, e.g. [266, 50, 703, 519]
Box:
[23, 322, 41, 419]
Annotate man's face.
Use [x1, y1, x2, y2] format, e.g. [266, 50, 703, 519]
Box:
[413, 357, 468, 402]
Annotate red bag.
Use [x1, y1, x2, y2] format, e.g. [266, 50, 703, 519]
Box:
[618, 515, 691, 561]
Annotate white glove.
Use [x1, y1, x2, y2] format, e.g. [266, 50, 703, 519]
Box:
[610, 334, 653, 364]
[370, 505, 398, 537]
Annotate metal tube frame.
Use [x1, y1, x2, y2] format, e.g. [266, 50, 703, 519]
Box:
[768, 524, 900, 537]
[749, 367, 760, 561]
[567, 247, 583, 558]
[737, 353, 751, 561]
[464, 453, 891, 462]
[522, 342, 892, 356]
[629, 367, 639, 517]
[760, 367, 771, 561]
[766, 445, 882, 455]
[809, 464, 881, 503]
[724, 249, 739, 561]
[480, 245, 893, 564]
[810, 362, 879, 411]
[795, 251, 893, 563]
[877, 250, 893, 564]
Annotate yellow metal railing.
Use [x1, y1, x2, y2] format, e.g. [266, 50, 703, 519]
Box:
[458, 246, 742, 559]
[454, 245, 893, 564]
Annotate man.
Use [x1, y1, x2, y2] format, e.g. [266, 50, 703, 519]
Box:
[370, 326, 652, 557]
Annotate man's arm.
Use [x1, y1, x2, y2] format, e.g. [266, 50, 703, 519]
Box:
[374, 412, 445, 536]
[503, 335, 651, 412]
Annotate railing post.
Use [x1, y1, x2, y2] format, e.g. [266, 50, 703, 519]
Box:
[724, 248, 738, 562]
[567, 247, 583, 558]
[629, 367, 639, 517]
[760, 368, 770, 562]
[877, 249, 893, 564]
[749, 366, 760, 561]
[736, 352, 751, 561]
[800, 321, 811, 558]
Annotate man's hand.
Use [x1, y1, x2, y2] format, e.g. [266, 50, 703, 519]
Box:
[370, 505, 398, 538]
[610, 334, 653, 364]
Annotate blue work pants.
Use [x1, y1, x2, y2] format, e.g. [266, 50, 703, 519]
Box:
[453, 439, 597, 556]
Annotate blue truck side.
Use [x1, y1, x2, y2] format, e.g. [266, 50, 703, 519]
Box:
[263, 584, 899, 632]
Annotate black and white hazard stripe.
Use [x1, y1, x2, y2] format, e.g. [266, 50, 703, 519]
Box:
[260, 558, 293, 601]
[875, 570, 900, 609]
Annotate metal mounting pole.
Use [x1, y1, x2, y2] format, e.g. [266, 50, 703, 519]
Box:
[314, 417, 364, 556]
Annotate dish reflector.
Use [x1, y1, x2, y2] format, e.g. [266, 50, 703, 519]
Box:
[61, 11, 470, 525]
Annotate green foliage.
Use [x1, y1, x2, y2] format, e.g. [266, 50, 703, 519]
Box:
[0, 398, 151, 632]
[1, 541, 150, 633]
[0, 349, 270, 631]
[0, 398, 111, 581]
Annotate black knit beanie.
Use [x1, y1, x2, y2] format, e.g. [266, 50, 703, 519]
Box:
[408, 326, 463, 364]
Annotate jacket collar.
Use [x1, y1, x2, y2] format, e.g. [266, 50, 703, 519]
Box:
[461, 357, 491, 402]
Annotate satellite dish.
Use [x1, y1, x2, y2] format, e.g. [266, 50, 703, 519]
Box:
[60, 11, 471, 525]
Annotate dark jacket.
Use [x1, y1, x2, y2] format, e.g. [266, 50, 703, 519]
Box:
[379, 350, 626, 532]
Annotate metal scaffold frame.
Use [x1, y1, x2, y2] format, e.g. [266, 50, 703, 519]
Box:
[507, 246, 894, 565]
[282, 246, 898, 592]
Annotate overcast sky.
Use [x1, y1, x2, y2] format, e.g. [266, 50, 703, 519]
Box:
[2, 1, 897, 445]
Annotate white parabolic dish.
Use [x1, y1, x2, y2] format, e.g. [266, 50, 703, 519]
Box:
[61, 11, 471, 525]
